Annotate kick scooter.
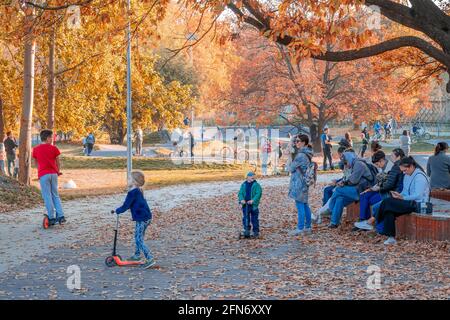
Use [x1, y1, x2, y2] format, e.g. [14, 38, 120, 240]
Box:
[105, 210, 146, 267]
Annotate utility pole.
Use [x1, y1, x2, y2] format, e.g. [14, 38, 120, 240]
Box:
[126, 0, 133, 183]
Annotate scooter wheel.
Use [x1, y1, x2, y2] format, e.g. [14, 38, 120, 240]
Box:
[105, 256, 116, 267]
[43, 215, 49, 229]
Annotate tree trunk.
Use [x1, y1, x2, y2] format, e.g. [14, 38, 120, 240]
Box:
[0, 96, 5, 141]
[106, 119, 126, 144]
[47, 26, 56, 130]
[309, 123, 321, 153]
[19, 7, 36, 186]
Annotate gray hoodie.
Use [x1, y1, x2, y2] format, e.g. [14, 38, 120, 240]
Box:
[342, 152, 374, 192]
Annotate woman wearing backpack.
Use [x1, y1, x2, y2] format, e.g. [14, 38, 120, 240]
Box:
[288, 135, 315, 236]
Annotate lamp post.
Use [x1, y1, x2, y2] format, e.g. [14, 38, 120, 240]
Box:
[126, 0, 133, 183]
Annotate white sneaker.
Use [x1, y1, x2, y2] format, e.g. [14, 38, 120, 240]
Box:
[318, 205, 329, 215]
[354, 220, 374, 231]
[304, 228, 312, 234]
[289, 229, 304, 236]
[384, 237, 397, 245]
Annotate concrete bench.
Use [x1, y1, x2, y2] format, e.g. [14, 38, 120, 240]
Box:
[344, 199, 450, 241]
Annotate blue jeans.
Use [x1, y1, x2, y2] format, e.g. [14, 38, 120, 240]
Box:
[39, 173, 64, 220]
[322, 185, 335, 205]
[295, 200, 311, 230]
[135, 220, 152, 260]
[329, 186, 359, 225]
[359, 191, 382, 220]
[242, 205, 259, 234]
[0, 160, 5, 175]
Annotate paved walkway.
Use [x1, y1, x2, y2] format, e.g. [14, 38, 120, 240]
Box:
[0, 174, 448, 300]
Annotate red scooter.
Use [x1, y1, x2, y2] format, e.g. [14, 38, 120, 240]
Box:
[105, 210, 145, 267]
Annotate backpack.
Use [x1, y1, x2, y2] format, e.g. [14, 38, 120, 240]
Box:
[298, 153, 318, 187]
[357, 159, 379, 186]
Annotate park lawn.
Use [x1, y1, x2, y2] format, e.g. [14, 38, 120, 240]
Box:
[29, 165, 253, 200]
[58, 155, 245, 171]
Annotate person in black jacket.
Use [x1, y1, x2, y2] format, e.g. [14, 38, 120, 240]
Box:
[3, 131, 18, 177]
[354, 148, 405, 232]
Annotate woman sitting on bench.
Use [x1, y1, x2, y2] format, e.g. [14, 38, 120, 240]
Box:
[358, 156, 430, 245]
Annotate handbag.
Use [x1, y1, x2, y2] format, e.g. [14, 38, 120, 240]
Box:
[411, 172, 433, 215]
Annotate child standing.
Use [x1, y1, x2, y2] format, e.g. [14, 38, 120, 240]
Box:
[238, 172, 262, 238]
[32, 130, 65, 225]
[115, 170, 155, 269]
[0, 143, 5, 175]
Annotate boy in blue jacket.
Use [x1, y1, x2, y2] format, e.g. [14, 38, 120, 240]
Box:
[115, 170, 155, 269]
[238, 172, 262, 238]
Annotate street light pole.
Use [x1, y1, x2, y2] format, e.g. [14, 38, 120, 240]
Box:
[126, 0, 133, 183]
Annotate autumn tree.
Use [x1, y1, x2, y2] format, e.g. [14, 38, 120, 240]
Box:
[223, 27, 429, 151]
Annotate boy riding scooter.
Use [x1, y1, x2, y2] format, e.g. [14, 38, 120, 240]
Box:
[238, 172, 262, 238]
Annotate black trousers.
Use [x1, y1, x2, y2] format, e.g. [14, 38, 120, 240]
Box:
[323, 147, 333, 170]
[361, 144, 368, 158]
[377, 198, 416, 237]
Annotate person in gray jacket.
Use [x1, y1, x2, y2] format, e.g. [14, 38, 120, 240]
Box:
[288, 135, 315, 235]
[328, 151, 377, 228]
[427, 142, 450, 189]
[399, 130, 411, 156]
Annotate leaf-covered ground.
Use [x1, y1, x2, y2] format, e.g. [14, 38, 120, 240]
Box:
[0, 181, 448, 300]
[0, 175, 42, 213]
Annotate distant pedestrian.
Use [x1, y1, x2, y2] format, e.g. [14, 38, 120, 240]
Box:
[260, 137, 272, 176]
[13, 153, 19, 179]
[321, 127, 333, 170]
[0, 142, 5, 175]
[399, 130, 411, 156]
[3, 131, 18, 177]
[85, 132, 95, 156]
[134, 127, 143, 156]
[360, 127, 369, 158]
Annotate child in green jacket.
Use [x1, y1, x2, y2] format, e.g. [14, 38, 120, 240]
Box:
[238, 172, 262, 238]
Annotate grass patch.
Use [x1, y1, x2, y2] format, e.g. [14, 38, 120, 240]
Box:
[53, 166, 254, 200]
[59, 156, 245, 171]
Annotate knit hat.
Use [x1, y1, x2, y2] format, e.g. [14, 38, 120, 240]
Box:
[246, 171, 255, 177]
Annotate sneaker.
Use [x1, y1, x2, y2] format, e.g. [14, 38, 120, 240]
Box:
[384, 237, 397, 245]
[240, 230, 251, 238]
[58, 217, 66, 224]
[127, 254, 141, 261]
[304, 228, 312, 234]
[289, 229, 304, 236]
[142, 259, 156, 269]
[354, 220, 374, 231]
[251, 232, 260, 238]
[49, 218, 57, 226]
[328, 224, 338, 229]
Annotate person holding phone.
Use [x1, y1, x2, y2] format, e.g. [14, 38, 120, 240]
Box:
[357, 156, 429, 245]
